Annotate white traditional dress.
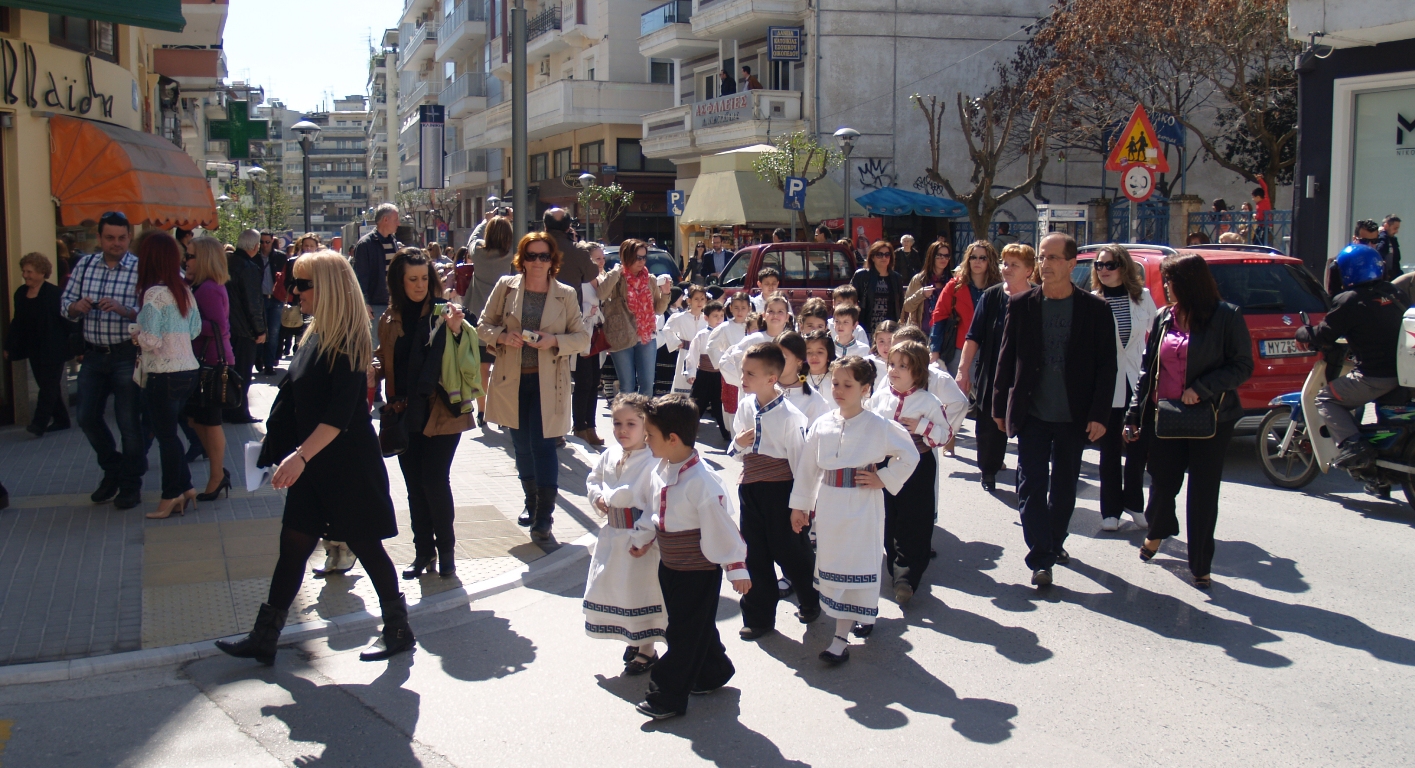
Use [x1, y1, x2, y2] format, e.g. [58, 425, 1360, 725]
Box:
[583, 444, 666, 643]
[780, 381, 832, 424]
[664, 309, 707, 394]
[790, 410, 918, 623]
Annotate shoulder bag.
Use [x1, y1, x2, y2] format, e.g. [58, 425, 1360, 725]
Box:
[379, 398, 409, 457]
[196, 335, 245, 410]
[256, 376, 297, 468]
[1152, 315, 1217, 439]
[600, 271, 640, 353]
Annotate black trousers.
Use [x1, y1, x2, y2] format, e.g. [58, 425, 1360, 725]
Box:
[1016, 418, 1087, 571]
[690, 369, 727, 436]
[571, 353, 601, 432]
[739, 479, 819, 629]
[973, 413, 1008, 478]
[885, 450, 937, 589]
[397, 431, 461, 558]
[1145, 417, 1236, 578]
[29, 357, 70, 431]
[224, 335, 258, 421]
[1099, 406, 1149, 518]
[648, 564, 734, 714]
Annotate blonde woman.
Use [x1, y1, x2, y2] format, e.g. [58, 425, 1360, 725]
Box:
[217, 250, 413, 665]
[184, 237, 235, 500]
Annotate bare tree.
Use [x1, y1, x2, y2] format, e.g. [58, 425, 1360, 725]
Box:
[751, 130, 843, 232]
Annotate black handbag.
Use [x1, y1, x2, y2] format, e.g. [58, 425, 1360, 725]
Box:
[195, 337, 244, 410]
[65, 318, 85, 359]
[257, 377, 297, 468]
[378, 398, 409, 457]
[1154, 398, 1217, 439]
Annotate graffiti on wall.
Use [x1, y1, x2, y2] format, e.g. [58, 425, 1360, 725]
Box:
[913, 175, 948, 198]
[856, 158, 896, 190]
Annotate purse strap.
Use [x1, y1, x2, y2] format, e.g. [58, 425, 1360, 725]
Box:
[204, 332, 231, 367]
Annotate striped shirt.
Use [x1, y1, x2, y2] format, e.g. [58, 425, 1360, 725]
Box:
[1104, 290, 1132, 348]
[60, 252, 139, 346]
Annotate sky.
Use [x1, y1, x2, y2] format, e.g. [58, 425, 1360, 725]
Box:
[222, 0, 398, 113]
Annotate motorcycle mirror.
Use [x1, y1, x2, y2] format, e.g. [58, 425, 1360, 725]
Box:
[1300, 311, 1310, 326]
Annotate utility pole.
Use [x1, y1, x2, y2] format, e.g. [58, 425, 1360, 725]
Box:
[511, 1, 528, 238]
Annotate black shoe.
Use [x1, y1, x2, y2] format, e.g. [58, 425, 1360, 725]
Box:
[530, 486, 556, 541]
[360, 593, 415, 661]
[819, 640, 851, 665]
[796, 606, 820, 623]
[476, 413, 487, 429]
[25, 424, 44, 437]
[1334, 439, 1376, 469]
[91, 477, 120, 504]
[437, 548, 456, 578]
[850, 622, 873, 638]
[402, 553, 437, 580]
[981, 474, 996, 492]
[1054, 548, 1071, 565]
[195, 469, 232, 502]
[114, 488, 142, 510]
[738, 626, 773, 641]
[624, 653, 657, 676]
[1031, 568, 1053, 588]
[623, 645, 639, 663]
[635, 700, 682, 720]
[777, 576, 793, 599]
[517, 479, 538, 527]
[215, 603, 288, 665]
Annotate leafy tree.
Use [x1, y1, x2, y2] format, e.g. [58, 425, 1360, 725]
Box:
[578, 183, 634, 241]
[251, 174, 292, 233]
[751, 130, 843, 232]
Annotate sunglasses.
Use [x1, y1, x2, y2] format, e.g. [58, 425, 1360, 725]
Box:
[289, 278, 314, 294]
[969, 255, 991, 262]
[1094, 261, 1122, 271]
[523, 250, 553, 262]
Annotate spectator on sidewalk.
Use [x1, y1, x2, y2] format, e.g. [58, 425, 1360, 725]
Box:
[61, 211, 145, 510]
[255, 231, 287, 375]
[353, 204, 403, 330]
[462, 215, 516, 428]
[572, 242, 608, 447]
[185, 236, 235, 501]
[1378, 214, 1402, 279]
[598, 239, 671, 397]
[224, 230, 266, 424]
[543, 208, 599, 305]
[5, 251, 73, 436]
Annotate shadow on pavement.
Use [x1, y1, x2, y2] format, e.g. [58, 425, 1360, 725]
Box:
[1205, 581, 1415, 665]
[414, 605, 538, 681]
[258, 659, 425, 767]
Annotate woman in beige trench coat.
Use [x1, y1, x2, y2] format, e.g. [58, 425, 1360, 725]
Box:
[477, 232, 589, 541]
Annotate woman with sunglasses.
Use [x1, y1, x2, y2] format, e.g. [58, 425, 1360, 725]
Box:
[902, 241, 952, 332]
[597, 238, 670, 397]
[849, 240, 905, 337]
[1091, 244, 1157, 531]
[477, 233, 590, 541]
[930, 240, 1002, 376]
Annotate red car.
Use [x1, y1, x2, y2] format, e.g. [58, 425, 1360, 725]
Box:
[1074, 243, 1330, 433]
[715, 242, 860, 310]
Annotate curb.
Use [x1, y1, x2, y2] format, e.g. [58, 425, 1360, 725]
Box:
[0, 530, 598, 686]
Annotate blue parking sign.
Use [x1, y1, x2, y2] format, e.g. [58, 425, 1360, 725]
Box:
[783, 176, 807, 210]
[667, 190, 686, 216]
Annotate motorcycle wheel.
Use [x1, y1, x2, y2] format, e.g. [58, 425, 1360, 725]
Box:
[1256, 407, 1320, 489]
[1400, 440, 1415, 510]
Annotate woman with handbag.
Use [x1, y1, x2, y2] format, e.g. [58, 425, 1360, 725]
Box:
[218, 249, 413, 665]
[462, 215, 516, 428]
[4, 252, 73, 436]
[598, 238, 670, 397]
[477, 233, 590, 541]
[900, 241, 952, 332]
[1092, 244, 1157, 532]
[130, 232, 203, 520]
[573, 242, 608, 447]
[930, 240, 1002, 375]
[1125, 253, 1253, 589]
[371, 248, 478, 579]
[184, 237, 237, 500]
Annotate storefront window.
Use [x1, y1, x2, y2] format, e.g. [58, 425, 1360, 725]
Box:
[1350, 86, 1415, 236]
[49, 15, 117, 62]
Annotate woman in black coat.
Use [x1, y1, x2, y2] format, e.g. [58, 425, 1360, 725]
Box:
[3, 252, 72, 435]
[1126, 253, 1253, 589]
[850, 240, 905, 336]
[217, 250, 414, 666]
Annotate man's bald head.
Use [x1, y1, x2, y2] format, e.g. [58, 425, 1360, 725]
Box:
[544, 207, 570, 231]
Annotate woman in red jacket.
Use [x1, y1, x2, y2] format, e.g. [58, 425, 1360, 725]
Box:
[930, 240, 1002, 375]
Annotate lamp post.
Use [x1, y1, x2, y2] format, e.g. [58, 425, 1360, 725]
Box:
[511, 0, 528, 237]
[833, 127, 859, 248]
[292, 120, 321, 234]
[247, 165, 266, 223]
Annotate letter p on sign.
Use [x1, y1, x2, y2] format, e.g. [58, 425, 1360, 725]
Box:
[783, 176, 807, 211]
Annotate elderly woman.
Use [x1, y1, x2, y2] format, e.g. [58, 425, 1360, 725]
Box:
[4, 252, 73, 436]
[477, 233, 590, 541]
[598, 238, 670, 397]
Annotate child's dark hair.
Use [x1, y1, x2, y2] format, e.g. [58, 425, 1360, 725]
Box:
[797, 296, 829, 326]
[743, 312, 762, 333]
[803, 329, 837, 372]
[646, 393, 700, 446]
[832, 284, 858, 303]
[832, 303, 860, 323]
[775, 331, 810, 391]
[830, 356, 877, 392]
[888, 340, 930, 390]
[873, 320, 899, 347]
[610, 392, 651, 417]
[704, 300, 725, 316]
[669, 286, 684, 306]
[891, 324, 927, 346]
[757, 266, 781, 284]
[686, 284, 708, 300]
[744, 341, 786, 378]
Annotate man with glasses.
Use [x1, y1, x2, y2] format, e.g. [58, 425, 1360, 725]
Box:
[1326, 219, 1383, 295]
[991, 232, 1116, 589]
[255, 230, 286, 375]
[60, 211, 145, 509]
[1378, 215, 1402, 280]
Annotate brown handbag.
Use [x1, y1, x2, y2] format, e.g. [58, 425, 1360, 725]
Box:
[600, 271, 641, 353]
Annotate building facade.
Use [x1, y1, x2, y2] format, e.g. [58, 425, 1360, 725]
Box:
[271, 97, 371, 240]
[367, 28, 400, 209]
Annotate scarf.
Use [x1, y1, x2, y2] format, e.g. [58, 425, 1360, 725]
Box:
[625, 268, 656, 345]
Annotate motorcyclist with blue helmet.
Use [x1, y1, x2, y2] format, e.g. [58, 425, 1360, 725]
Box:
[1297, 243, 1410, 469]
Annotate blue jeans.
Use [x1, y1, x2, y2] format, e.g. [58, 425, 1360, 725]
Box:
[510, 373, 559, 488]
[144, 370, 198, 499]
[77, 347, 147, 492]
[262, 296, 284, 368]
[610, 340, 657, 396]
[1015, 418, 1087, 571]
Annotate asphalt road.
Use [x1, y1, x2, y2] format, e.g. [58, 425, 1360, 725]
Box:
[1, 434, 1412, 767]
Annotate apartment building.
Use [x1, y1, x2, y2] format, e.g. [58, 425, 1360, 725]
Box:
[368, 28, 400, 209]
[272, 97, 371, 239]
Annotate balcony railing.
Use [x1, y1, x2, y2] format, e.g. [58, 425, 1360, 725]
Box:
[308, 146, 366, 155]
[308, 169, 368, 178]
[442, 1, 487, 35]
[527, 5, 562, 40]
[398, 77, 443, 113]
[438, 73, 489, 106]
[398, 22, 437, 69]
[641, 0, 691, 36]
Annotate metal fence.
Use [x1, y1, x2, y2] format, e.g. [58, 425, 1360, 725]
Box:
[1107, 200, 1170, 245]
[1187, 211, 1292, 253]
[951, 221, 1038, 256]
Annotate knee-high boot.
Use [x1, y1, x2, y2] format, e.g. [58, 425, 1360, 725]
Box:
[215, 603, 288, 665]
[531, 486, 557, 541]
[360, 593, 416, 661]
[517, 479, 538, 527]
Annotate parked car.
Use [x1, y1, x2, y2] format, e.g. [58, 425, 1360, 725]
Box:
[1073, 242, 1330, 433]
[603, 245, 682, 285]
[716, 242, 860, 310]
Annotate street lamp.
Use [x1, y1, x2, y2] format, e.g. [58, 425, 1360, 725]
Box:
[292, 120, 321, 233]
[833, 127, 859, 249]
[247, 165, 266, 212]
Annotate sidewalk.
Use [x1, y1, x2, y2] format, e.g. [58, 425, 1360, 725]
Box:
[0, 366, 730, 668]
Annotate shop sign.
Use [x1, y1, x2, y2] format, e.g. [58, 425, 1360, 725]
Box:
[0, 40, 116, 119]
[694, 93, 751, 130]
[767, 27, 803, 62]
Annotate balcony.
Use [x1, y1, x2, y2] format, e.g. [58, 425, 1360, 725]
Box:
[438, 73, 489, 119]
[639, 0, 716, 59]
[640, 89, 804, 162]
[526, 5, 570, 57]
[153, 48, 224, 82]
[475, 79, 673, 149]
[308, 169, 367, 178]
[398, 76, 443, 115]
[446, 148, 495, 188]
[397, 22, 438, 72]
[691, 0, 807, 40]
[528, 5, 562, 40]
[308, 145, 366, 155]
[641, 0, 690, 35]
[435, 2, 488, 62]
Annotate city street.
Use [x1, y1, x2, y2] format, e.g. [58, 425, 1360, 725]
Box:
[1, 420, 1411, 767]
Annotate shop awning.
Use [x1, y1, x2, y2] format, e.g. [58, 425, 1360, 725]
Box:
[679, 146, 864, 227]
[50, 115, 216, 230]
[5, 0, 185, 32]
[855, 187, 967, 218]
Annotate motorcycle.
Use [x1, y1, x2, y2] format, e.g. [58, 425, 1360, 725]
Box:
[1255, 313, 1415, 507]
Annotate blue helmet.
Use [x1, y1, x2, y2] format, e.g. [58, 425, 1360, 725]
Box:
[1337, 244, 1383, 288]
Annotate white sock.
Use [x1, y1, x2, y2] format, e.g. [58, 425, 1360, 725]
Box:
[827, 620, 852, 655]
[637, 641, 656, 658]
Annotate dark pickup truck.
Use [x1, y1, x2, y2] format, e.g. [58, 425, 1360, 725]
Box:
[715, 242, 859, 310]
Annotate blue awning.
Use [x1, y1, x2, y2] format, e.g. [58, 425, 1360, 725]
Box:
[855, 187, 967, 218]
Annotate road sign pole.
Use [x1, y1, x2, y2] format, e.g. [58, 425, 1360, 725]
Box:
[1129, 199, 1137, 242]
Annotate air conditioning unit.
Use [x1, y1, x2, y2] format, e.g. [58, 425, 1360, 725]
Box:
[538, 59, 550, 76]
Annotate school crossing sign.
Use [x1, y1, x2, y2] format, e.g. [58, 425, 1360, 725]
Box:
[1105, 104, 1169, 202]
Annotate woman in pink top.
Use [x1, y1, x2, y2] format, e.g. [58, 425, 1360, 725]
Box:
[185, 236, 236, 501]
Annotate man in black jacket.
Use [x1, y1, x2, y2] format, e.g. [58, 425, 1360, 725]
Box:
[993, 233, 1116, 588]
[1378, 215, 1402, 279]
[255, 230, 287, 375]
[353, 203, 402, 326]
[225, 229, 268, 423]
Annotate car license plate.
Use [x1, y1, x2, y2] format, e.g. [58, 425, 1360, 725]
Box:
[1261, 338, 1310, 358]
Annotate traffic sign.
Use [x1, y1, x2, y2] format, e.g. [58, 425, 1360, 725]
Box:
[783, 176, 807, 210]
[1105, 104, 1171, 174]
[667, 190, 686, 216]
[1121, 165, 1155, 202]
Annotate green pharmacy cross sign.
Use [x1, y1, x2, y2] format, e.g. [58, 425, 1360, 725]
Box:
[207, 100, 269, 160]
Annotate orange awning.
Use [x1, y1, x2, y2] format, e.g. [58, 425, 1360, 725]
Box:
[50, 115, 217, 230]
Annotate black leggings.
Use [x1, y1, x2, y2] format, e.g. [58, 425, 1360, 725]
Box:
[267, 527, 401, 612]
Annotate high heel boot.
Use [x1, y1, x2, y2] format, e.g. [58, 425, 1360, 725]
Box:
[402, 552, 437, 579]
[360, 593, 416, 661]
[531, 486, 557, 542]
[437, 545, 456, 578]
[215, 603, 288, 665]
[517, 479, 538, 527]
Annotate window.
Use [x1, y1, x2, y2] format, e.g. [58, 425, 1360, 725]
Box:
[616, 138, 674, 173]
[530, 153, 548, 181]
[585, 56, 595, 81]
[806, 247, 851, 286]
[553, 147, 572, 178]
[49, 15, 116, 61]
[579, 140, 603, 167]
[757, 248, 806, 284]
[650, 60, 674, 85]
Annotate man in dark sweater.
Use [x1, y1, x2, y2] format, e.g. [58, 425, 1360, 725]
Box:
[543, 207, 598, 303]
[992, 232, 1116, 589]
[225, 229, 268, 424]
[353, 203, 403, 327]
